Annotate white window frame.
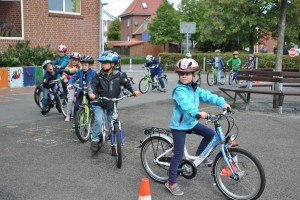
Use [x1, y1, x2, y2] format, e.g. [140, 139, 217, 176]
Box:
[48, 0, 81, 15]
[127, 19, 130, 27]
[142, 2, 147, 9]
[0, 0, 24, 40]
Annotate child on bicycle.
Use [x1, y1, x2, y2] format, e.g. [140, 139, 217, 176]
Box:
[208, 49, 225, 86]
[144, 54, 166, 92]
[88, 50, 140, 153]
[226, 51, 242, 82]
[165, 58, 231, 196]
[41, 60, 62, 116]
[52, 44, 70, 94]
[243, 54, 255, 70]
[63, 52, 82, 121]
[67, 55, 96, 121]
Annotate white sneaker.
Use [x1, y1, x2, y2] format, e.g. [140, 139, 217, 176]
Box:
[65, 114, 70, 121]
[165, 182, 184, 196]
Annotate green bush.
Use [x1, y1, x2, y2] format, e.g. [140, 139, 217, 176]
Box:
[158, 52, 300, 71]
[120, 56, 145, 65]
[0, 41, 56, 67]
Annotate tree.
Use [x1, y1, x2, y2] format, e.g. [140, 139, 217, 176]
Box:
[107, 18, 121, 41]
[148, 0, 182, 50]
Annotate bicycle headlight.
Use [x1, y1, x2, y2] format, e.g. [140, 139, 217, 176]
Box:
[112, 112, 118, 120]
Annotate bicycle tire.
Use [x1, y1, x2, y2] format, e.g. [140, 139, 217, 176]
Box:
[139, 77, 150, 94]
[212, 148, 266, 200]
[158, 77, 168, 91]
[207, 71, 216, 86]
[113, 122, 122, 168]
[34, 83, 42, 107]
[59, 94, 68, 117]
[220, 71, 226, 85]
[75, 107, 90, 142]
[141, 136, 173, 183]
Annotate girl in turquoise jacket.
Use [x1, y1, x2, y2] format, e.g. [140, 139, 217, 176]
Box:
[165, 58, 231, 196]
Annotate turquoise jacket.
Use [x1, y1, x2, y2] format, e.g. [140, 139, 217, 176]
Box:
[169, 83, 227, 130]
[52, 54, 70, 69]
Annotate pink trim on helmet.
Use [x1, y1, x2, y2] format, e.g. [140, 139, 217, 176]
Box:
[58, 45, 67, 52]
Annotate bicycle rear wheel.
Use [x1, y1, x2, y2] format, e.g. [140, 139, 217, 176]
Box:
[219, 71, 226, 85]
[113, 122, 122, 168]
[207, 71, 216, 86]
[212, 148, 266, 200]
[75, 107, 90, 142]
[140, 136, 173, 184]
[139, 77, 150, 94]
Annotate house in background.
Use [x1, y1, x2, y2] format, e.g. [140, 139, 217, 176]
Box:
[108, 0, 178, 57]
[0, 0, 103, 62]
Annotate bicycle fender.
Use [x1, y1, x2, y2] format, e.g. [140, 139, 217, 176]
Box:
[139, 133, 173, 147]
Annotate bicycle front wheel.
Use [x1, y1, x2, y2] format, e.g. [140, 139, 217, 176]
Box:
[59, 94, 68, 117]
[139, 77, 150, 94]
[229, 72, 238, 85]
[34, 83, 42, 107]
[75, 107, 90, 142]
[207, 71, 216, 86]
[113, 122, 122, 168]
[220, 71, 226, 85]
[38, 91, 51, 113]
[159, 77, 168, 91]
[212, 148, 266, 200]
[141, 136, 173, 184]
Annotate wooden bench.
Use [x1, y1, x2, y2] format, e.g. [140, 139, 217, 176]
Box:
[219, 70, 300, 114]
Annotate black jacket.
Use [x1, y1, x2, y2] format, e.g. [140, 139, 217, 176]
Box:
[89, 70, 133, 109]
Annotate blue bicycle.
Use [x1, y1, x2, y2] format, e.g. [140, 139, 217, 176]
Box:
[90, 94, 134, 168]
[140, 109, 266, 200]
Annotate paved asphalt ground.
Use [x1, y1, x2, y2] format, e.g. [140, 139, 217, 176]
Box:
[0, 65, 299, 200]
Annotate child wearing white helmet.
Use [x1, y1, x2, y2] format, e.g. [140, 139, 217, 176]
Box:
[208, 49, 225, 86]
[165, 58, 231, 196]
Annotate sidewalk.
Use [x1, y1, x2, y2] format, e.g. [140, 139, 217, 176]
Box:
[0, 87, 34, 102]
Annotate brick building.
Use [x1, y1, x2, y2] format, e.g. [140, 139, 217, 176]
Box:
[0, 0, 102, 62]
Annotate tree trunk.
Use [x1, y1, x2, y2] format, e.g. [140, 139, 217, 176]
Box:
[273, 0, 288, 108]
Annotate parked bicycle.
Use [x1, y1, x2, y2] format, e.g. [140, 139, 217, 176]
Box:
[140, 109, 265, 200]
[36, 79, 68, 116]
[90, 94, 134, 168]
[207, 63, 226, 86]
[138, 67, 167, 94]
[73, 84, 93, 142]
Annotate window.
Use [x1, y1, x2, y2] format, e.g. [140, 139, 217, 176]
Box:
[142, 2, 147, 8]
[48, 0, 81, 14]
[127, 19, 130, 27]
[0, 0, 24, 39]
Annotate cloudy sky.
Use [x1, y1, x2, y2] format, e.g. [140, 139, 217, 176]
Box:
[103, 0, 181, 19]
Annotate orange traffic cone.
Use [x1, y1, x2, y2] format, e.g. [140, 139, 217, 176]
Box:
[220, 140, 238, 176]
[138, 178, 152, 200]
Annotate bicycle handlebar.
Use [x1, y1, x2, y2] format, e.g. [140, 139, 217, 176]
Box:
[206, 109, 236, 123]
[48, 78, 63, 85]
[90, 94, 134, 104]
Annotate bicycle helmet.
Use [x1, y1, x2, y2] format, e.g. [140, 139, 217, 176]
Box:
[248, 54, 255, 59]
[215, 49, 221, 53]
[186, 52, 192, 58]
[97, 50, 120, 64]
[233, 51, 239, 55]
[58, 44, 67, 52]
[42, 60, 53, 69]
[176, 58, 199, 73]
[146, 55, 153, 63]
[71, 52, 81, 59]
[80, 55, 94, 64]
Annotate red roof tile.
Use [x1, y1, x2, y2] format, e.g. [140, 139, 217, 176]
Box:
[119, 0, 163, 17]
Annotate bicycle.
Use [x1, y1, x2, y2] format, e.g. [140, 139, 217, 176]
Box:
[90, 94, 134, 168]
[228, 70, 239, 85]
[138, 67, 168, 94]
[73, 84, 93, 142]
[207, 63, 226, 86]
[36, 79, 68, 116]
[140, 109, 265, 200]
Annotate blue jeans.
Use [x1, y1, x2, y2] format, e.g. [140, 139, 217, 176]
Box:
[214, 67, 222, 83]
[168, 123, 215, 183]
[91, 105, 113, 142]
[42, 85, 60, 112]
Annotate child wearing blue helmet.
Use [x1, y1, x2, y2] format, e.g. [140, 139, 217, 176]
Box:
[88, 50, 140, 153]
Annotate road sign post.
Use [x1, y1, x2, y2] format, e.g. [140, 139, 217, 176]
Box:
[180, 22, 196, 53]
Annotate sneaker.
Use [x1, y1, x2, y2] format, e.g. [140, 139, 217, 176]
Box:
[201, 157, 213, 166]
[90, 141, 100, 152]
[41, 111, 47, 116]
[165, 182, 184, 196]
[65, 114, 70, 122]
[159, 88, 166, 92]
[56, 106, 62, 113]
